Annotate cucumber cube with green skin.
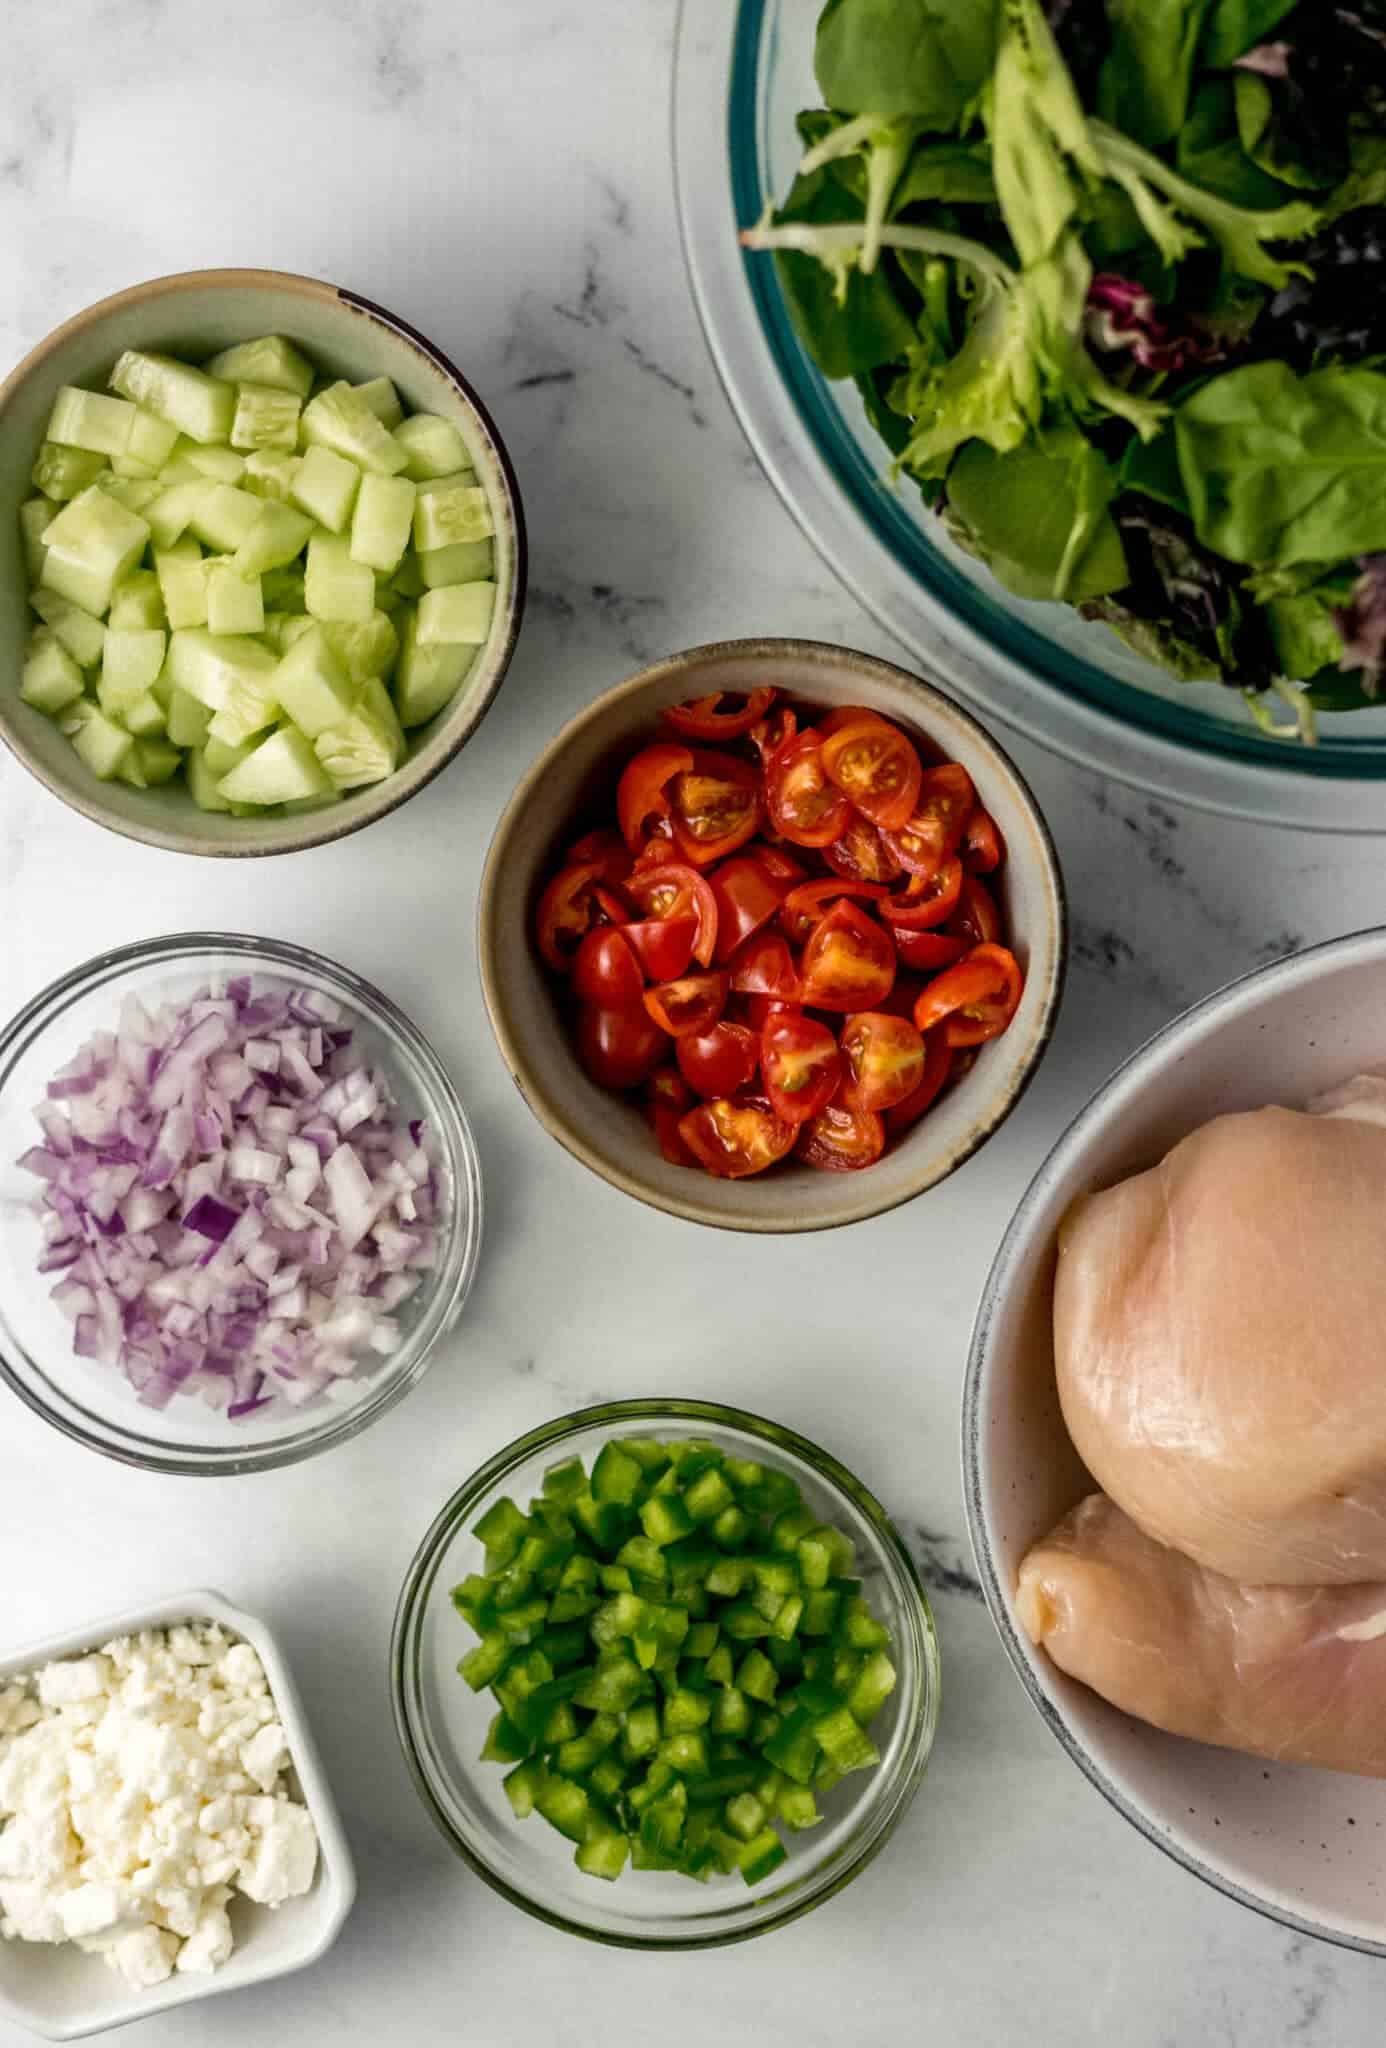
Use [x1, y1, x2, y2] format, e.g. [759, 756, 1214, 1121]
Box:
[302, 382, 407, 476]
[166, 686, 211, 749]
[126, 408, 180, 471]
[242, 449, 301, 501]
[204, 561, 264, 636]
[145, 482, 211, 551]
[416, 581, 495, 646]
[30, 590, 106, 668]
[110, 350, 235, 444]
[71, 706, 134, 781]
[20, 630, 84, 715]
[393, 411, 470, 480]
[261, 563, 306, 612]
[108, 452, 156, 480]
[188, 483, 261, 554]
[120, 737, 180, 787]
[47, 386, 137, 457]
[100, 628, 166, 710]
[180, 444, 246, 484]
[154, 540, 208, 630]
[185, 748, 230, 811]
[413, 478, 492, 550]
[107, 570, 165, 632]
[349, 472, 416, 573]
[203, 335, 315, 399]
[166, 628, 277, 712]
[20, 499, 54, 580]
[353, 376, 403, 427]
[271, 623, 355, 737]
[232, 503, 314, 578]
[322, 611, 398, 686]
[231, 383, 302, 453]
[218, 725, 331, 806]
[202, 734, 259, 778]
[291, 445, 361, 533]
[116, 691, 167, 739]
[305, 534, 374, 622]
[264, 612, 316, 654]
[40, 487, 150, 617]
[31, 444, 109, 503]
[206, 672, 281, 749]
[418, 538, 493, 589]
[101, 476, 160, 516]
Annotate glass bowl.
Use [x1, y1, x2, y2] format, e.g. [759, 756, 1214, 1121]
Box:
[391, 1399, 939, 1948]
[0, 934, 481, 1475]
[672, 0, 1386, 830]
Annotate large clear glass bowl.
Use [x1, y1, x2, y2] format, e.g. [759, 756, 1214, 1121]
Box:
[672, 0, 1386, 830]
[392, 1399, 939, 1947]
[0, 934, 481, 1474]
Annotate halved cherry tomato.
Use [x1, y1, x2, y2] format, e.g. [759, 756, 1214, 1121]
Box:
[748, 703, 798, 766]
[566, 827, 633, 887]
[534, 860, 607, 972]
[884, 857, 963, 931]
[625, 863, 719, 968]
[820, 716, 922, 832]
[823, 812, 903, 885]
[884, 1029, 953, 1133]
[643, 971, 728, 1039]
[617, 743, 693, 851]
[646, 1067, 695, 1114]
[623, 915, 698, 982]
[913, 944, 1024, 1047]
[741, 993, 800, 1032]
[796, 1100, 886, 1172]
[761, 1012, 841, 1124]
[651, 1104, 699, 1166]
[575, 1002, 666, 1090]
[709, 855, 789, 963]
[663, 687, 777, 742]
[815, 705, 892, 738]
[631, 827, 674, 869]
[677, 1020, 760, 1098]
[838, 1012, 926, 1113]
[667, 750, 761, 866]
[962, 807, 1005, 874]
[764, 732, 854, 849]
[876, 973, 927, 1023]
[780, 879, 891, 948]
[948, 873, 1002, 947]
[884, 925, 969, 973]
[799, 900, 896, 1013]
[747, 842, 808, 886]
[678, 1098, 796, 1179]
[572, 926, 644, 1007]
[880, 764, 975, 877]
[728, 930, 801, 1002]
[592, 885, 632, 926]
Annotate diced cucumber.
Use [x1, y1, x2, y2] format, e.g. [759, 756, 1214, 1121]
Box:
[186, 748, 231, 811]
[263, 611, 316, 654]
[108, 569, 165, 632]
[100, 476, 160, 515]
[413, 477, 493, 551]
[232, 502, 314, 577]
[31, 443, 109, 502]
[203, 335, 314, 399]
[243, 450, 300, 501]
[20, 629, 85, 714]
[47, 386, 137, 457]
[271, 623, 355, 736]
[188, 483, 261, 553]
[202, 734, 260, 778]
[322, 611, 398, 686]
[166, 685, 212, 749]
[118, 737, 181, 788]
[145, 481, 210, 550]
[314, 675, 404, 789]
[110, 350, 236, 444]
[218, 725, 331, 805]
[20, 499, 54, 580]
[349, 472, 416, 574]
[291, 444, 361, 534]
[391, 553, 426, 598]
[301, 381, 407, 475]
[231, 382, 302, 453]
[71, 706, 134, 780]
[100, 628, 166, 710]
[305, 533, 374, 622]
[31, 589, 107, 668]
[166, 628, 278, 712]
[116, 689, 167, 738]
[126, 408, 180, 471]
[206, 668, 281, 748]
[180, 443, 246, 484]
[393, 412, 469, 481]
[204, 560, 265, 636]
[393, 610, 475, 727]
[353, 376, 403, 427]
[418, 538, 493, 589]
[108, 452, 156, 480]
[417, 581, 495, 645]
[261, 563, 306, 613]
[40, 487, 150, 616]
[154, 540, 208, 631]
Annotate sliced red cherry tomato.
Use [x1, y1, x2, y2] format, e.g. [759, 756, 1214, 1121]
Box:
[747, 842, 808, 886]
[796, 1100, 886, 1172]
[764, 732, 854, 849]
[880, 764, 975, 877]
[884, 925, 969, 973]
[709, 855, 789, 963]
[668, 750, 761, 867]
[962, 807, 1005, 874]
[876, 973, 926, 1022]
[625, 863, 719, 969]
[748, 703, 798, 767]
[663, 686, 777, 741]
[651, 1104, 699, 1166]
[728, 930, 801, 1002]
[678, 1097, 796, 1179]
[799, 900, 896, 1013]
[623, 915, 697, 982]
[565, 827, 633, 887]
[646, 1067, 695, 1114]
[617, 743, 694, 852]
[575, 1002, 666, 1090]
[884, 1029, 953, 1133]
[913, 944, 1024, 1047]
[631, 828, 675, 870]
[838, 1012, 926, 1113]
[677, 1019, 761, 1098]
[814, 705, 892, 738]
[948, 873, 1002, 948]
[534, 860, 607, 973]
[740, 993, 800, 1032]
[591, 885, 632, 926]
[780, 879, 891, 948]
[823, 811, 903, 885]
[819, 715, 922, 832]
[572, 926, 644, 1007]
[643, 971, 728, 1039]
[761, 1012, 841, 1125]
[884, 857, 963, 931]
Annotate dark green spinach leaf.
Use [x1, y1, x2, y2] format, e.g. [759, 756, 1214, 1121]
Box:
[1176, 79, 1300, 210]
[945, 428, 1129, 600]
[1097, 0, 1220, 150]
[771, 165, 918, 379]
[815, 0, 999, 123]
[1199, 0, 1298, 69]
[891, 140, 997, 210]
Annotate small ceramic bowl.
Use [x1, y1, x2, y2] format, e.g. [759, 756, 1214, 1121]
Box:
[964, 927, 1386, 1956]
[0, 267, 526, 857]
[478, 638, 1066, 1232]
[0, 1587, 355, 2041]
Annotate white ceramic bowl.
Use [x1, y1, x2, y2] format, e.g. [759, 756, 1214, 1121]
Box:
[964, 928, 1386, 1956]
[0, 1589, 355, 2039]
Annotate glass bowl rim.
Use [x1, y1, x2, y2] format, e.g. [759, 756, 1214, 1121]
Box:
[390, 1396, 941, 1950]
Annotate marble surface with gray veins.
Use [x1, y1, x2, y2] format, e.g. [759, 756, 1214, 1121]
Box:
[1, 5, 1384, 2045]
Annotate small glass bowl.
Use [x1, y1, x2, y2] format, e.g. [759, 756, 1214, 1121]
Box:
[391, 1399, 939, 1948]
[0, 934, 481, 1475]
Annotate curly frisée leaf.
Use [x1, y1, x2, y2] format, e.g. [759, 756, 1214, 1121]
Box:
[987, 0, 1103, 267]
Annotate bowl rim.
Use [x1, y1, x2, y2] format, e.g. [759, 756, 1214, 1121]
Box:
[389, 1395, 940, 1949]
[0, 265, 528, 859]
[477, 635, 1067, 1233]
[0, 930, 483, 1476]
[961, 923, 1386, 1959]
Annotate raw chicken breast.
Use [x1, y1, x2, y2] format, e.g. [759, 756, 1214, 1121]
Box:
[1055, 1105, 1386, 1584]
[1018, 1494, 1386, 1776]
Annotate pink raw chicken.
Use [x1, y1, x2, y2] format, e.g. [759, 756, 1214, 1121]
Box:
[1018, 1493, 1386, 1776]
[1055, 1104, 1386, 1585]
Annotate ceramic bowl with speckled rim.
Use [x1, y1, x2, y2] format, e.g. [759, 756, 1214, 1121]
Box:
[478, 638, 1066, 1232]
[0, 268, 526, 857]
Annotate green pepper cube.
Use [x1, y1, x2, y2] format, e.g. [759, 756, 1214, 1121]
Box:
[539, 1700, 579, 1747]
[658, 1731, 710, 1777]
[592, 1441, 644, 1507]
[847, 1649, 897, 1725]
[617, 1437, 672, 1477]
[573, 1491, 631, 1554]
[547, 1589, 598, 1625]
[737, 1827, 789, 1886]
[736, 1649, 778, 1705]
[457, 1631, 512, 1693]
[704, 1558, 750, 1598]
[496, 1595, 549, 1642]
[724, 1793, 766, 1843]
[640, 1788, 688, 1855]
[627, 1759, 677, 1814]
[840, 1597, 891, 1651]
[685, 1622, 719, 1660]
[534, 1622, 588, 1671]
[573, 1656, 647, 1715]
[797, 1530, 835, 1590]
[711, 1504, 752, 1552]
[480, 1711, 530, 1765]
[801, 1588, 842, 1637]
[474, 1496, 529, 1567]
[681, 1467, 735, 1524]
[640, 1492, 693, 1548]
[591, 1591, 647, 1646]
[770, 1594, 804, 1642]
[502, 1758, 546, 1820]
[762, 1706, 822, 1786]
[622, 1701, 662, 1761]
[813, 1705, 881, 1775]
[600, 1564, 635, 1595]
[449, 1575, 496, 1635]
[663, 1688, 711, 1737]
[705, 1644, 735, 1687]
[541, 1454, 588, 1503]
[615, 1535, 668, 1582]
[710, 1686, 752, 1738]
[536, 1777, 590, 1844]
[588, 1755, 627, 1805]
[771, 1506, 818, 1552]
[721, 1603, 771, 1641]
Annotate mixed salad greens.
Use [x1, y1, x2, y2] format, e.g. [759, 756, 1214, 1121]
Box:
[743, 0, 1386, 738]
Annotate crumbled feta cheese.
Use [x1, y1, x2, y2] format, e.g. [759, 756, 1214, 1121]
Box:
[238, 1798, 319, 1907]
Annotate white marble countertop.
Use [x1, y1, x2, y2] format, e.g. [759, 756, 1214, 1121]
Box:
[1, 4, 1383, 2042]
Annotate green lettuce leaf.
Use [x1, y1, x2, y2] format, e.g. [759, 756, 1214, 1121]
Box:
[1097, 0, 1220, 151]
[1090, 123, 1322, 286]
[946, 427, 1130, 601]
[766, 165, 918, 379]
[814, 0, 999, 123]
[1199, 0, 1298, 70]
[987, 0, 1101, 267]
